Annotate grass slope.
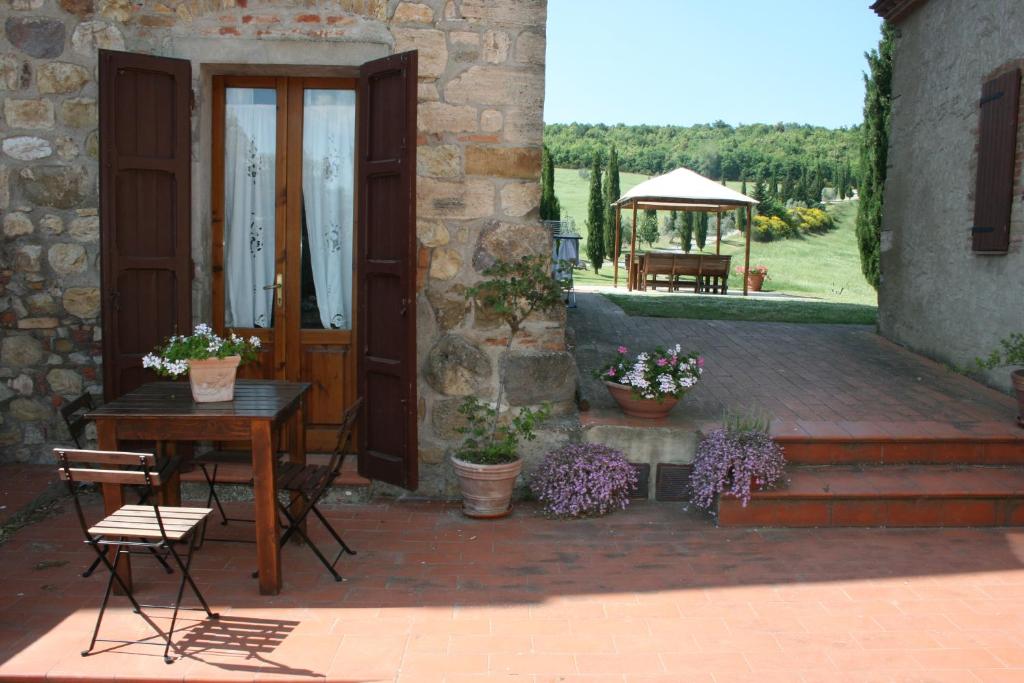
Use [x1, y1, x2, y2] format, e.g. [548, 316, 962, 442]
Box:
[604, 294, 878, 325]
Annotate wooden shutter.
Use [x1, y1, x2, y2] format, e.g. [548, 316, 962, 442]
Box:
[972, 68, 1020, 253]
[99, 50, 192, 400]
[356, 51, 418, 490]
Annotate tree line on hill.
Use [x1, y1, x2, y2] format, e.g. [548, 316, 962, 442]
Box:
[544, 120, 860, 192]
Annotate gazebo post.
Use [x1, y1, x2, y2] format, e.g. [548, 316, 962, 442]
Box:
[715, 211, 721, 255]
[743, 204, 752, 296]
[613, 204, 622, 288]
[628, 200, 638, 291]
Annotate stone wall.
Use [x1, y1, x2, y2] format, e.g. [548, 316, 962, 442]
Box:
[0, 0, 575, 495]
[879, 0, 1024, 393]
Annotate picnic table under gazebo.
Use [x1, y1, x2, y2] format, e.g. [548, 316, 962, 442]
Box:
[612, 167, 759, 294]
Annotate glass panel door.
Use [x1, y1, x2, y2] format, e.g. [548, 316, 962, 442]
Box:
[300, 89, 356, 330]
[223, 87, 277, 329]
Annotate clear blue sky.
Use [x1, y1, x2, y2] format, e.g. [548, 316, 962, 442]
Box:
[544, 0, 883, 128]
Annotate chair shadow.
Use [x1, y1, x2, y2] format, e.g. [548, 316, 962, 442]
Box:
[174, 614, 311, 677]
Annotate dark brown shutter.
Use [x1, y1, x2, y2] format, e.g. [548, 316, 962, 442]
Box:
[356, 51, 418, 490]
[99, 50, 192, 400]
[972, 68, 1020, 253]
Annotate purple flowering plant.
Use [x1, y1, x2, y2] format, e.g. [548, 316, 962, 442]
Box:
[689, 412, 786, 509]
[530, 443, 638, 518]
[594, 344, 703, 402]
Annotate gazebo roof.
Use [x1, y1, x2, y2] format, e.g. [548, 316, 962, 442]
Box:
[614, 167, 758, 210]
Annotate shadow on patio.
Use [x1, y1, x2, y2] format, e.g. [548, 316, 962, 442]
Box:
[1, 494, 1024, 680]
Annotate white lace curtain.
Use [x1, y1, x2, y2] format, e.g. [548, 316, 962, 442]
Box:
[302, 90, 355, 330]
[224, 89, 276, 328]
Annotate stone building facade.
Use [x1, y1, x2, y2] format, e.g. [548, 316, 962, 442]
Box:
[0, 0, 575, 496]
[874, 0, 1024, 391]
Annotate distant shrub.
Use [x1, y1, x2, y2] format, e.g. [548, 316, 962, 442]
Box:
[790, 207, 834, 234]
[752, 214, 792, 242]
[531, 443, 638, 518]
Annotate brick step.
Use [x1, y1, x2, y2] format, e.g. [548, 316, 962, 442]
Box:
[778, 436, 1024, 465]
[717, 465, 1024, 528]
[180, 454, 370, 487]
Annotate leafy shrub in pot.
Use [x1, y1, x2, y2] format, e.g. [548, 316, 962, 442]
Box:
[531, 443, 638, 517]
[690, 414, 785, 509]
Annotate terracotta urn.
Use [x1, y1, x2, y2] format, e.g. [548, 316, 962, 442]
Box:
[450, 455, 523, 518]
[1013, 369, 1024, 428]
[604, 381, 679, 419]
[745, 272, 766, 292]
[187, 355, 241, 403]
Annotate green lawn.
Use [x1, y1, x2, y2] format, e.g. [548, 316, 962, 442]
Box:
[604, 294, 878, 325]
[553, 165, 876, 307]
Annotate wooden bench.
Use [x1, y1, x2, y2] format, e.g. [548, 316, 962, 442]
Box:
[697, 255, 732, 294]
[638, 252, 732, 294]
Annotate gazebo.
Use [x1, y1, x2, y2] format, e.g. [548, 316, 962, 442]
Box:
[612, 167, 760, 294]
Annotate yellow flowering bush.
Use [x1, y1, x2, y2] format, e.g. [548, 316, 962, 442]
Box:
[752, 214, 791, 242]
[790, 207, 835, 233]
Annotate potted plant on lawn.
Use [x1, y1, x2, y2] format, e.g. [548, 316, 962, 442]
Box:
[689, 412, 786, 510]
[143, 323, 262, 403]
[735, 264, 769, 291]
[976, 333, 1024, 427]
[595, 344, 703, 419]
[451, 255, 565, 518]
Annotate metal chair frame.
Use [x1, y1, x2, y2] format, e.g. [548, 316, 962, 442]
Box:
[56, 447, 219, 664]
[260, 398, 363, 582]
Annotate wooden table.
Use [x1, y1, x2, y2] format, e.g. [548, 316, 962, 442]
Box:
[87, 379, 311, 595]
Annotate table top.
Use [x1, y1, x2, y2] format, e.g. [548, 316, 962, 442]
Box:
[87, 380, 311, 420]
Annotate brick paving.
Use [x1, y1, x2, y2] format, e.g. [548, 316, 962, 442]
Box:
[1, 498, 1024, 681]
[570, 292, 1019, 429]
[0, 463, 59, 526]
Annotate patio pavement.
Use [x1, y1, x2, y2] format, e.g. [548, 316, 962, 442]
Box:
[2, 495, 1024, 681]
[570, 291, 1020, 431]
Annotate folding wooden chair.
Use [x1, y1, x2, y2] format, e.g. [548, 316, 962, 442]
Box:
[261, 398, 363, 582]
[55, 447, 218, 663]
[60, 392, 95, 448]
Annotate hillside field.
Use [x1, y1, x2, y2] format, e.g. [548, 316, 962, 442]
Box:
[553, 168, 876, 306]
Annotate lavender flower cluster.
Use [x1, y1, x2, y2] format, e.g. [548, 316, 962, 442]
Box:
[689, 428, 786, 509]
[530, 443, 638, 518]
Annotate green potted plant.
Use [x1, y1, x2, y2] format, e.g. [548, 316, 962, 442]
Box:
[451, 255, 565, 518]
[976, 333, 1024, 426]
[143, 323, 262, 402]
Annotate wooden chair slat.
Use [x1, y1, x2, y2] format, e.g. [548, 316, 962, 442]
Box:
[54, 448, 156, 466]
[58, 467, 161, 486]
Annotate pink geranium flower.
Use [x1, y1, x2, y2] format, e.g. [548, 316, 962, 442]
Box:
[656, 358, 668, 367]
[607, 368, 616, 377]
[617, 346, 628, 354]
[697, 357, 705, 368]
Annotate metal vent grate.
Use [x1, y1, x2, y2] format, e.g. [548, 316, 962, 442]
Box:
[656, 463, 692, 502]
[630, 463, 650, 499]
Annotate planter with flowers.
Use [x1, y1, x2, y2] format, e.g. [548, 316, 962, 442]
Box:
[143, 323, 262, 403]
[975, 333, 1024, 427]
[690, 412, 786, 510]
[595, 344, 703, 419]
[735, 264, 769, 291]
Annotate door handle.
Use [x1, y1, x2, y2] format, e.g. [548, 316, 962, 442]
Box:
[263, 273, 283, 307]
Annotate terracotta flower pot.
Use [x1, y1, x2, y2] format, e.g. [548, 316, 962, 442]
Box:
[451, 455, 523, 518]
[745, 272, 766, 292]
[1013, 369, 1024, 428]
[188, 355, 240, 403]
[604, 381, 679, 419]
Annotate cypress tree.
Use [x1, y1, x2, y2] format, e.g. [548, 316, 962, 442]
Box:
[585, 155, 605, 273]
[735, 207, 746, 234]
[695, 212, 709, 251]
[680, 212, 694, 253]
[539, 145, 560, 221]
[639, 209, 659, 247]
[602, 146, 621, 259]
[856, 23, 894, 289]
